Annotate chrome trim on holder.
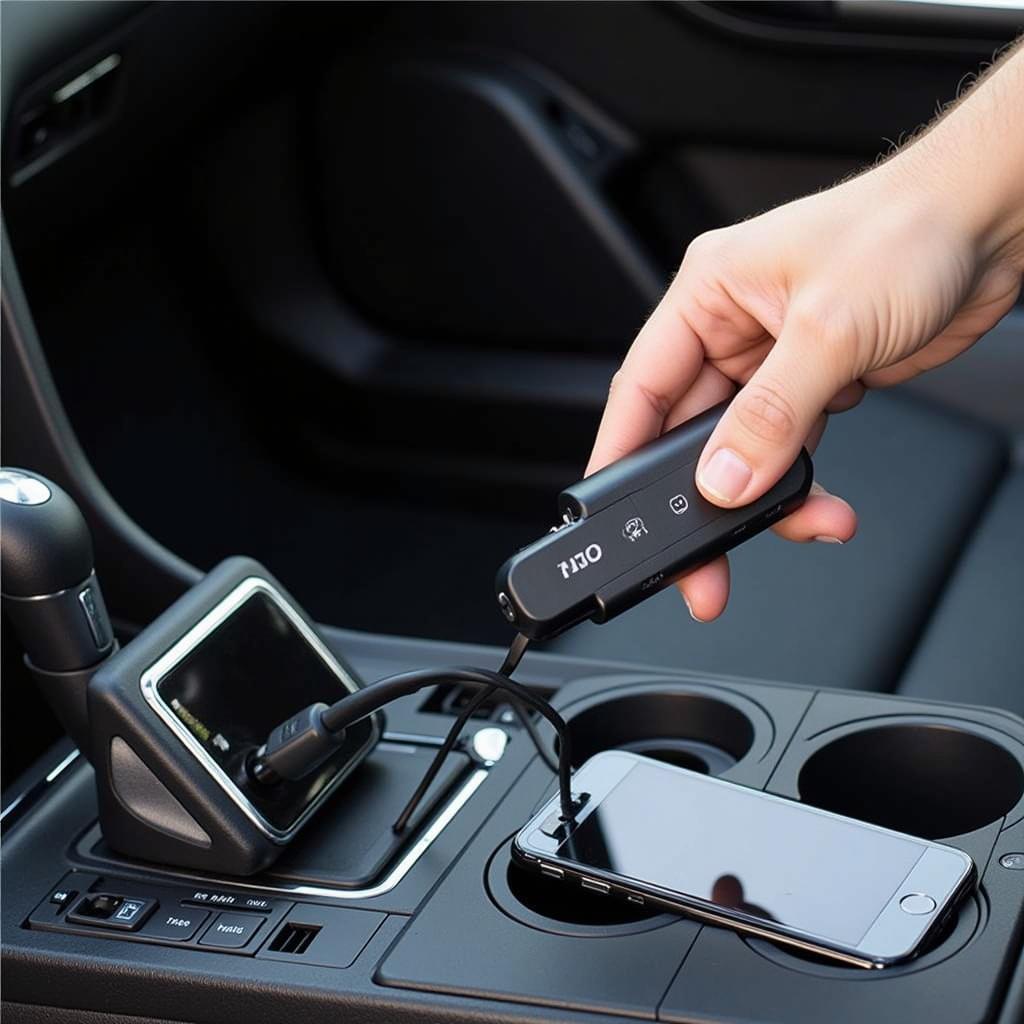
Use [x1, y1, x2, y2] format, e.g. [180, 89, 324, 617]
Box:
[139, 576, 378, 845]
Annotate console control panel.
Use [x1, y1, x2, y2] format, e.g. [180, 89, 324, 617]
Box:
[27, 873, 292, 956]
[25, 872, 387, 969]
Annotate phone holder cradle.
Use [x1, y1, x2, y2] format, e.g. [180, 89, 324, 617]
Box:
[88, 558, 382, 876]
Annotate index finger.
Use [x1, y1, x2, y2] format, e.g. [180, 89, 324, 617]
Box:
[586, 292, 705, 475]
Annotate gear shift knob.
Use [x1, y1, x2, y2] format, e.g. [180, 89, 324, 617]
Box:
[1, 467, 114, 669]
[1, 468, 115, 752]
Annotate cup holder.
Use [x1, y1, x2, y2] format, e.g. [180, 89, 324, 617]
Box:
[746, 892, 984, 978]
[798, 722, 1024, 839]
[560, 686, 757, 775]
[486, 839, 675, 938]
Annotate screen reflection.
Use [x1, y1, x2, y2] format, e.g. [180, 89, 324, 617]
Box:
[558, 760, 923, 944]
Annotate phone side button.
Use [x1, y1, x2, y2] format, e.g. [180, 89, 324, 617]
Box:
[540, 864, 564, 880]
[581, 877, 611, 894]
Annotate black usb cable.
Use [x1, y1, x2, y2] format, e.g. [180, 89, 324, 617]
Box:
[391, 632, 559, 834]
[248, 637, 580, 824]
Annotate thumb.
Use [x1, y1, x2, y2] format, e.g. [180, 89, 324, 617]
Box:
[696, 318, 852, 507]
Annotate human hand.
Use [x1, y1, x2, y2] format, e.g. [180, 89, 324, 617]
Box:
[588, 46, 1024, 622]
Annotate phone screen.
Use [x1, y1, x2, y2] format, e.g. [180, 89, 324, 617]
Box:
[558, 759, 927, 945]
[154, 589, 376, 831]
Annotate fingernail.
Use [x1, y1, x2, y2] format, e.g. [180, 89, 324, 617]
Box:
[682, 593, 704, 622]
[814, 536, 845, 544]
[698, 449, 752, 504]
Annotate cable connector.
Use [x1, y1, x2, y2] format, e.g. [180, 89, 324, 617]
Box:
[248, 702, 339, 784]
[249, 653, 577, 826]
[562, 791, 590, 822]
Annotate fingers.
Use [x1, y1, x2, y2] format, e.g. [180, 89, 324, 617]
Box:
[695, 312, 853, 507]
[675, 556, 730, 622]
[826, 380, 866, 414]
[662, 364, 735, 432]
[756, 411, 859, 543]
[771, 482, 857, 544]
[769, 414, 859, 543]
[804, 413, 828, 455]
[676, 484, 856, 626]
[587, 295, 705, 476]
[679, 407, 854, 625]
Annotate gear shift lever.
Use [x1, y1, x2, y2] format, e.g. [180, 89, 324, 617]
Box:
[1, 467, 115, 754]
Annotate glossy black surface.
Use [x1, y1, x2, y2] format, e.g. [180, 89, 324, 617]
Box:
[556, 757, 930, 947]
[154, 590, 375, 832]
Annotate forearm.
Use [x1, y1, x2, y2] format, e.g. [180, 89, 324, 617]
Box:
[892, 39, 1024, 272]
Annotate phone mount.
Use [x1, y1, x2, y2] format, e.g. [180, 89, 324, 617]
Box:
[86, 557, 383, 875]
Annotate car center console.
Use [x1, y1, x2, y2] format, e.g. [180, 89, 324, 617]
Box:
[4, 624, 1024, 1024]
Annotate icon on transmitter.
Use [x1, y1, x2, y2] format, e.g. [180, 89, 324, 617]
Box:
[622, 517, 648, 542]
[669, 494, 689, 516]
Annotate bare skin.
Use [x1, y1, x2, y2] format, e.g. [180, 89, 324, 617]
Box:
[588, 41, 1024, 623]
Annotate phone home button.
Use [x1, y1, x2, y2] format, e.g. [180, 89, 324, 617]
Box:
[899, 893, 937, 915]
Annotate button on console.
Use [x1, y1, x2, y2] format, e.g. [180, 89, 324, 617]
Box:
[50, 888, 77, 908]
[899, 893, 937, 915]
[66, 893, 157, 931]
[141, 909, 210, 942]
[199, 912, 264, 949]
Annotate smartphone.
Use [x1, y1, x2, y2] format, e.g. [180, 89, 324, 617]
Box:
[513, 750, 975, 968]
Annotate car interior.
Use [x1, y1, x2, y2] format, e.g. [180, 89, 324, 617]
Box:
[2, 2, 1024, 1022]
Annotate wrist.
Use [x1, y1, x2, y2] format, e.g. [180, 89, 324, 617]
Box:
[885, 46, 1024, 274]
[929, 131, 1024, 275]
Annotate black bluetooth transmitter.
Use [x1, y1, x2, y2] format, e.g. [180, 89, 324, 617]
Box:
[496, 401, 813, 641]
